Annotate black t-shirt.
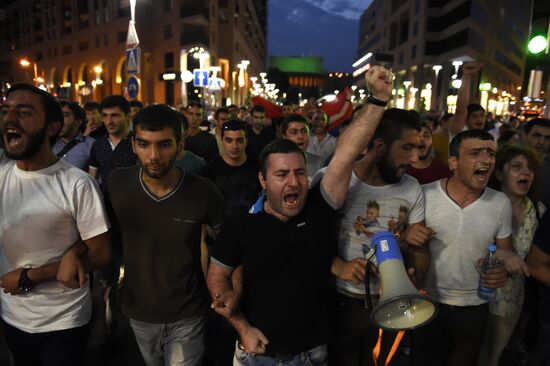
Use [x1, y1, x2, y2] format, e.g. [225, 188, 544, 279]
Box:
[202, 157, 261, 218]
[533, 211, 550, 324]
[88, 135, 136, 192]
[107, 166, 225, 323]
[185, 131, 219, 163]
[246, 126, 275, 160]
[211, 183, 338, 354]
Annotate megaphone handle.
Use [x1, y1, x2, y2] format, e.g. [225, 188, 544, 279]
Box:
[364, 262, 373, 310]
[364, 248, 377, 310]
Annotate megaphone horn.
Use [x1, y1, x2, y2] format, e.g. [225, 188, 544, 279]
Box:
[370, 231, 438, 331]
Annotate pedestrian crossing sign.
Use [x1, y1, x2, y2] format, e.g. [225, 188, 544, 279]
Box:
[126, 47, 140, 74]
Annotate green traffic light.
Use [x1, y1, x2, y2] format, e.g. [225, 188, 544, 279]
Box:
[528, 35, 548, 54]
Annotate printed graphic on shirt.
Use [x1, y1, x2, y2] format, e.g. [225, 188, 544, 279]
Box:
[340, 197, 411, 265]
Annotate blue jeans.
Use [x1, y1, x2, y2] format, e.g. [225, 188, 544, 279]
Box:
[130, 315, 205, 366]
[233, 342, 328, 366]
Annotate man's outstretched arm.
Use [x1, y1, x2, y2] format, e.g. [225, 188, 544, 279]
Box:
[322, 65, 393, 208]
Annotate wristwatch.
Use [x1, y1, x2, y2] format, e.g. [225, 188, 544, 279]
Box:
[366, 94, 388, 107]
[18, 268, 35, 294]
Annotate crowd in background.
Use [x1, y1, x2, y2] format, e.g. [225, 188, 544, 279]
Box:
[0, 63, 550, 366]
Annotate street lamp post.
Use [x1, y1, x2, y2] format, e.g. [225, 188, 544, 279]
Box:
[432, 65, 442, 111]
[20, 58, 38, 86]
[237, 60, 250, 105]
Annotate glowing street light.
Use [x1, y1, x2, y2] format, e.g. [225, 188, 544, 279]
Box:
[19, 58, 38, 86]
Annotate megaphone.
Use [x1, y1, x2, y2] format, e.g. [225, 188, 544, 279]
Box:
[369, 231, 438, 331]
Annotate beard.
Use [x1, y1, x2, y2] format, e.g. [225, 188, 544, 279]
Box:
[419, 147, 431, 160]
[377, 150, 404, 184]
[4, 126, 47, 160]
[141, 155, 177, 179]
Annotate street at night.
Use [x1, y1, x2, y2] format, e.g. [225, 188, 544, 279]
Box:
[0, 0, 550, 366]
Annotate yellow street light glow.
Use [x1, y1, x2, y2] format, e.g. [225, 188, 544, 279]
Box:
[36, 77, 44, 83]
[20, 59, 31, 67]
[162, 73, 177, 81]
[94, 65, 103, 74]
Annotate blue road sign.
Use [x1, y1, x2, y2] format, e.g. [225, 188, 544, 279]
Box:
[193, 69, 209, 87]
[126, 47, 140, 74]
[128, 75, 139, 100]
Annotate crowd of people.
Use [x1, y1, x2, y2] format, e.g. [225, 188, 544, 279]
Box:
[0, 63, 550, 366]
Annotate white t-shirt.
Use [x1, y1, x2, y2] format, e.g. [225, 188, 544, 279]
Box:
[0, 156, 110, 333]
[422, 180, 512, 306]
[334, 171, 425, 295]
[307, 133, 337, 163]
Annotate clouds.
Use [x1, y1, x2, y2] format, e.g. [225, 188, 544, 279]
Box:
[300, 0, 373, 20]
[268, 0, 361, 71]
[287, 8, 307, 22]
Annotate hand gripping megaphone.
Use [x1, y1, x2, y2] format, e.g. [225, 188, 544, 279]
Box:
[369, 231, 438, 331]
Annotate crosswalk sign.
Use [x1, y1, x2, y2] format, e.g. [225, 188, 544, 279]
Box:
[193, 69, 209, 87]
[126, 47, 140, 74]
[208, 77, 222, 92]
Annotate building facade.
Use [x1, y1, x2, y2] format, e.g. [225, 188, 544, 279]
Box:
[353, 0, 532, 115]
[0, 0, 267, 106]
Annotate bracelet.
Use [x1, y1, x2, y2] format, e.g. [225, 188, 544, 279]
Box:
[366, 94, 388, 107]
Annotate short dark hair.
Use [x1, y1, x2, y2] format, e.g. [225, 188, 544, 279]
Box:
[129, 100, 143, 109]
[187, 101, 203, 110]
[497, 129, 519, 146]
[259, 139, 306, 178]
[215, 107, 229, 119]
[132, 104, 183, 143]
[6, 83, 63, 128]
[524, 118, 550, 135]
[281, 113, 308, 135]
[100, 95, 130, 115]
[367, 108, 421, 150]
[83, 101, 100, 112]
[221, 120, 248, 138]
[59, 101, 86, 123]
[449, 129, 494, 158]
[467, 103, 485, 119]
[251, 105, 265, 114]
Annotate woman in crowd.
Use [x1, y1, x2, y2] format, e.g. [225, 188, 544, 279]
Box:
[479, 144, 545, 366]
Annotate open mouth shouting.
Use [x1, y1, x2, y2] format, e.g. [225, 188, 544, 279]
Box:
[473, 166, 491, 181]
[3, 125, 24, 148]
[516, 177, 531, 192]
[283, 191, 300, 209]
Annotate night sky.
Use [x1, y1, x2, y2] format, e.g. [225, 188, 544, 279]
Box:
[267, 0, 373, 72]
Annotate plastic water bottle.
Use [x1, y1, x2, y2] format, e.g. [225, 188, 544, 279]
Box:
[477, 244, 500, 301]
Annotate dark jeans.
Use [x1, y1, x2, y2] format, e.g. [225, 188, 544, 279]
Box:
[2, 320, 89, 366]
[410, 303, 489, 366]
[328, 292, 399, 366]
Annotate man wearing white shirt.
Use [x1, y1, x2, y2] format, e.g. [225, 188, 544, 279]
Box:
[411, 129, 528, 366]
[307, 110, 336, 163]
[0, 84, 111, 366]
